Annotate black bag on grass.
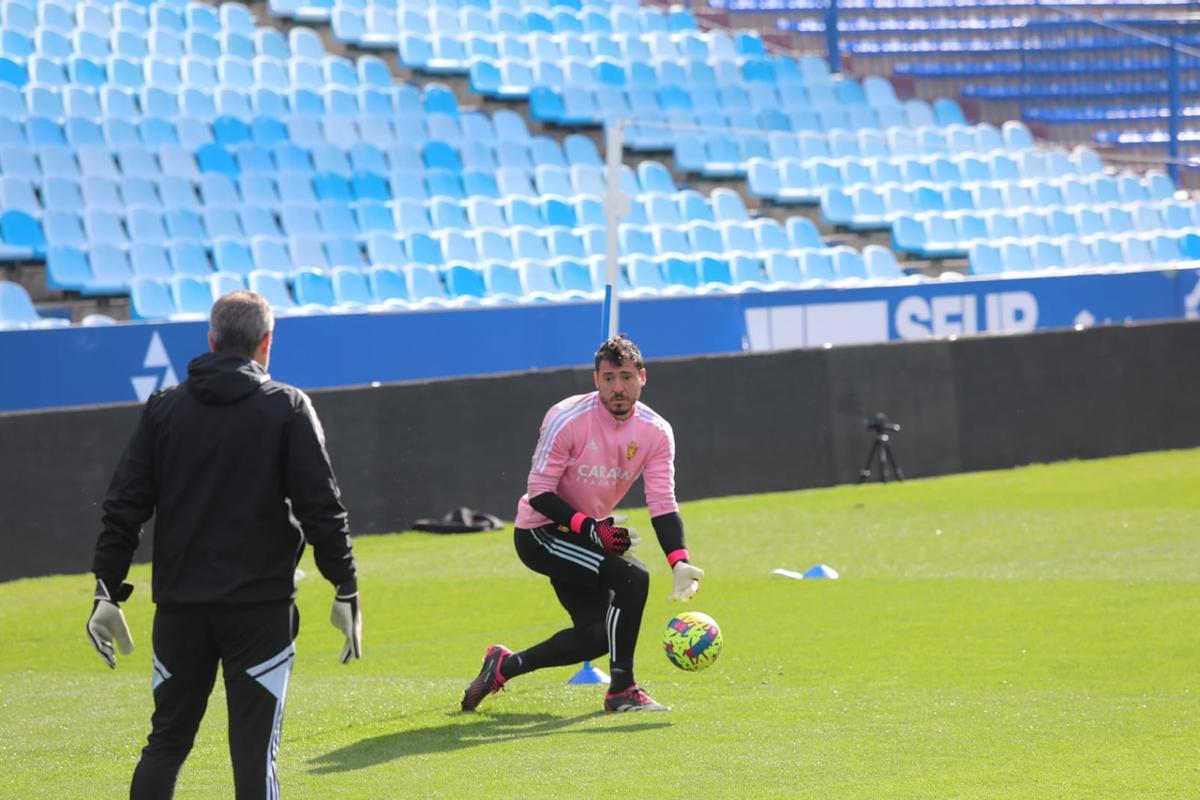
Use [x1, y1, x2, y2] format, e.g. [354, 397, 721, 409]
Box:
[412, 507, 504, 534]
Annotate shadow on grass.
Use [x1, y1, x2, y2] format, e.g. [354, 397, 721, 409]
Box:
[308, 711, 672, 773]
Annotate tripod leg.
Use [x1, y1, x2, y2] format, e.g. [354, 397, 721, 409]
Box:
[882, 442, 905, 481]
[878, 439, 890, 483]
[858, 440, 881, 483]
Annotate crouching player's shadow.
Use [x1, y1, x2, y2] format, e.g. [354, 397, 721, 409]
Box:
[308, 711, 672, 773]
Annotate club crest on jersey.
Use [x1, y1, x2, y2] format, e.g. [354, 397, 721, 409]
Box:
[626, 441, 638, 460]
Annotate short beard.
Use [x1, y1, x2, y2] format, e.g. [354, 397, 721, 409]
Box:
[603, 396, 635, 419]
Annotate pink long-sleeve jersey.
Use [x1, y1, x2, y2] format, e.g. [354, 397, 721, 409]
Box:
[514, 392, 678, 528]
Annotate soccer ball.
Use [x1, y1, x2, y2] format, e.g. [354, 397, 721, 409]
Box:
[662, 611, 722, 672]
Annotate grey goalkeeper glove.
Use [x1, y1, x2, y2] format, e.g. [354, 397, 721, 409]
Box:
[330, 578, 362, 664]
[86, 579, 135, 669]
[669, 562, 704, 602]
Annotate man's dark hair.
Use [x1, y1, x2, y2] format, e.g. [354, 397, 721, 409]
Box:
[594, 335, 644, 371]
[209, 291, 274, 358]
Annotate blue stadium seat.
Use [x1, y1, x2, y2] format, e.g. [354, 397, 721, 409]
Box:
[128, 210, 168, 245]
[294, 269, 340, 308]
[463, 197, 504, 229]
[921, 96, 960, 126]
[534, 165, 572, 197]
[319, 205, 358, 238]
[993, 118, 1032, 149]
[130, 277, 177, 320]
[832, 247, 869, 280]
[1116, 174, 1147, 205]
[0, 176, 37, 216]
[169, 242, 212, 276]
[471, 229, 510, 264]
[862, 245, 904, 279]
[126, 241, 174, 281]
[426, 169, 466, 200]
[998, 242, 1033, 273]
[968, 243, 1003, 276]
[434, 230, 475, 263]
[476, 261, 522, 302]
[136, 117, 175, 148]
[1091, 237, 1125, 267]
[248, 237, 292, 274]
[695, 256, 738, 291]
[1122, 236, 1154, 267]
[165, 208, 207, 244]
[330, 267, 374, 307]
[210, 271, 245, 300]
[984, 210, 1019, 242]
[404, 264, 455, 306]
[442, 264, 488, 303]
[0, 209, 43, 257]
[41, 177, 82, 213]
[78, 175, 123, 210]
[117, 147, 160, 180]
[762, 253, 804, 287]
[364, 265, 408, 306]
[0, 53, 28, 86]
[82, 245, 133, 294]
[711, 189, 749, 222]
[363, 232, 403, 267]
[1151, 234, 1184, 263]
[96, 173, 139, 208]
[1145, 171, 1175, 201]
[802, 250, 837, 282]
[313, 172, 353, 203]
[248, 269, 299, 311]
[0, 279, 68, 329]
[43, 245, 89, 291]
[430, 198, 469, 230]
[355, 201, 395, 234]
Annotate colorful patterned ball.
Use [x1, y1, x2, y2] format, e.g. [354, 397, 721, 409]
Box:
[663, 611, 723, 672]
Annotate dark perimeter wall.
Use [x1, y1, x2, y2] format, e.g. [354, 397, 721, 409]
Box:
[5, 319, 1200, 581]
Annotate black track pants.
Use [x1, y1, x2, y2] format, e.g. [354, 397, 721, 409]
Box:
[512, 526, 649, 683]
[130, 602, 297, 800]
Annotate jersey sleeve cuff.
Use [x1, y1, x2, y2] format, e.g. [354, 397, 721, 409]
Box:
[667, 549, 689, 567]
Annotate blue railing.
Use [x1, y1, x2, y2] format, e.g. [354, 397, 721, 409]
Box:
[728, 0, 1200, 185]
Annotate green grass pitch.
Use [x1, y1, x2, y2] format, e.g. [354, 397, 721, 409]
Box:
[1, 449, 1197, 798]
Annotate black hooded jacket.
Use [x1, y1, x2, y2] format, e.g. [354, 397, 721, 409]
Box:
[92, 352, 356, 606]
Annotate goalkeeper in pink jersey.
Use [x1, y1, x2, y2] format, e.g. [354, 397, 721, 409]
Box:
[461, 335, 705, 713]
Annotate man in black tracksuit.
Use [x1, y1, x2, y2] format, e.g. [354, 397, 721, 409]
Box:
[86, 291, 362, 799]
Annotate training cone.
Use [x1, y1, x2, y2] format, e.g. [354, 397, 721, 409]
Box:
[802, 564, 839, 579]
[567, 660, 610, 684]
[771, 568, 805, 580]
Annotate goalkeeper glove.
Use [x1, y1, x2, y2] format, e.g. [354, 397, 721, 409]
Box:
[575, 515, 632, 555]
[330, 578, 362, 664]
[623, 527, 641, 556]
[86, 579, 134, 669]
[669, 562, 704, 602]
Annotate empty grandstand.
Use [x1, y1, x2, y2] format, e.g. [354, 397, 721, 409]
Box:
[0, 0, 1198, 411]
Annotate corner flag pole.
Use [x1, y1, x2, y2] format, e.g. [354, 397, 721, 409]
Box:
[570, 119, 630, 687]
[600, 118, 629, 341]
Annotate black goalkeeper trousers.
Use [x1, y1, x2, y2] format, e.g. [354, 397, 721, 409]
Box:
[130, 602, 297, 800]
[513, 526, 650, 679]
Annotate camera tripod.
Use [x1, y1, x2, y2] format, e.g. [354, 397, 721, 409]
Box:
[858, 430, 904, 483]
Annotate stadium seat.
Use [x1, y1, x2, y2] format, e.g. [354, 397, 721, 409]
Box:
[130, 277, 177, 320]
[862, 245, 905, 279]
[169, 274, 214, 317]
[0, 280, 68, 329]
[0, 210, 44, 256]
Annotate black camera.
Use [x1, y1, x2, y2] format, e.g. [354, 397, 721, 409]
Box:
[865, 412, 900, 434]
